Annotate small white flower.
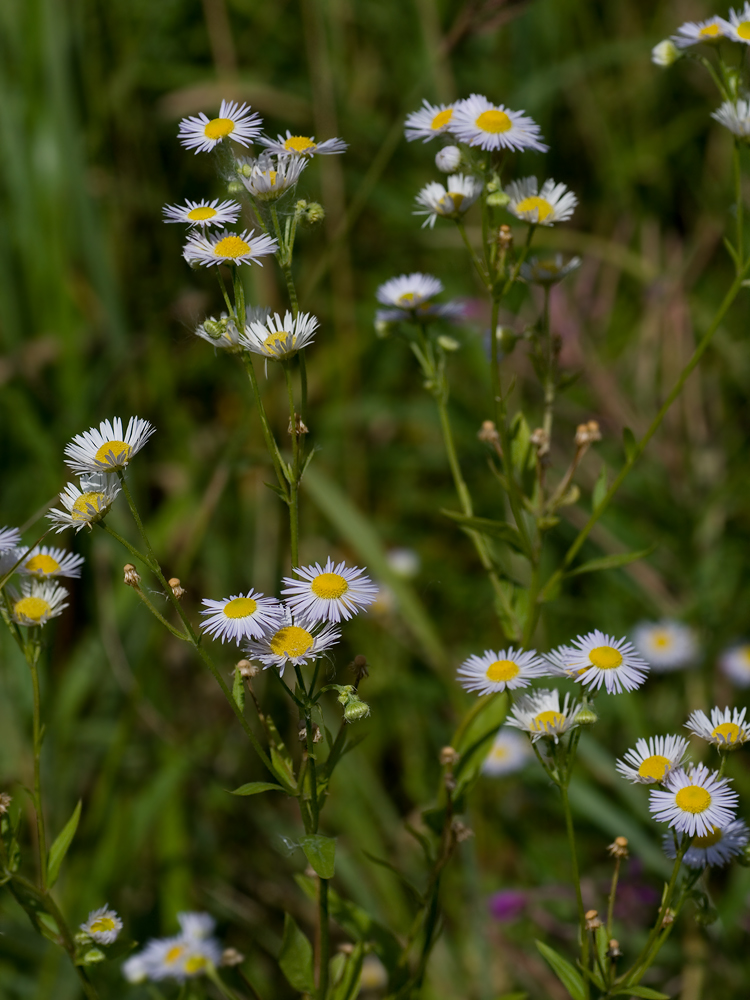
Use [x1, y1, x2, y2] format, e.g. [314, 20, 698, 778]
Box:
[649, 764, 739, 838]
[435, 145, 462, 172]
[194, 313, 243, 352]
[80, 905, 122, 945]
[616, 734, 690, 784]
[505, 177, 577, 226]
[631, 620, 697, 672]
[177, 912, 217, 941]
[11, 545, 84, 579]
[685, 706, 750, 749]
[376, 272, 443, 310]
[457, 647, 549, 695]
[520, 254, 581, 286]
[663, 818, 749, 868]
[505, 688, 582, 743]
[0, 527, 21, 553]
[122, 954, 149, 983]
[386, 547, 420, 578]
[544, 644, 586, 679]
[48, 474, 121, 533]
[566, 630, 649, 694]
[8, 580, 69, 627]
[258, 131, 347, 157]
[451, 93, 548, 153]
[140, 933, 222, 981]
[200, 590, 284, 644]
[64, 416, 155, 475]
[719, 642, 750, 686]
[414, 174, 483, 228]
[672, 18, 726, 49]
[162, 199, 241, 228]
[651, 40, 681, 66]
[712, 98, 750, 138]
[282, 558, 378, 623]
[244, 609, 341, 673]
[178, 100, 262, 153]
[240, 310, 319, 360]
[183, 228, 279, 268]
[404, 100, 458, 142]
[237, 154, 307, 200]
[719, 5, 750, 45]
[482, 729, 531, 776]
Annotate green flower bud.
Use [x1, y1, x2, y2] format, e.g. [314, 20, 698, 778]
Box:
[437, 335, 460, 352]
[575, 706, 598, 727]
[344, 699, 370, 723]
[201, 319, 225, 340]
[81, 948, 106, 965]
[240, 163, 254, 178]
[227, 180, 244, 196]
[304, 202, 325, 224]
[487, 190, 510, 208]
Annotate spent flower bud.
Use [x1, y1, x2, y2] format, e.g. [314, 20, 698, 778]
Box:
[123, 564, 141, 588]
[221, 948, 245, 967]
[575, 420, 602, 447]
[606, 939, 623, 960]
[169, 577, 185, 600]
[585, 909, 602, 931]
[440, 746, 460, 768]
[0, 792, 12, 815]
[607, 836, 629, 859]
[235, 659, 260, 679]
[478, 420, 500, 446]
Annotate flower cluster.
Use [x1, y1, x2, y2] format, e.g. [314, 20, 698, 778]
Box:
[123, 912, 222, 983]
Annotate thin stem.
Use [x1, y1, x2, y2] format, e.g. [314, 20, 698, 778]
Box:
[238, 968, 266, 1000]
[560, 784, 590, 1000]
[500, 223, 536, 297]
[284, 364, 300, 568]
[130, 586, 191, 641]
[25, 641, 47, 889]
[606, 857, 621, 940]
[240, 354, 290, 497]
[206, 965, 243, 1000]
[299, 351, 309, 425]
[99, 522, 157, 573]
[735, 140, 744, 274]
[455, 219, 489, 287]
[318, 877, 330, 1000]
[489, 295, 501, 430]
[216, 268, 235, 319]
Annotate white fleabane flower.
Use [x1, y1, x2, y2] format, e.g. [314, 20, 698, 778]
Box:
[122, 954, 149, 983]
[64, 417, 155, 476]
[414, 174, 483, 228]
[404, 100, 457, 142]
[649, 764, 738, 838]
[685, 706, 750, 749]
[505, 688, 582, 743]
[200, 590, 284, 644]
[435, 145, 462, 172]
[651, 40, 680, 66]
[244, 609, 341, 673]
[282, 558, 378, 623]
[240, 310, 319, 361]
[672, 18, 726, 48]
[505, 177, 577, 226]
[15, 545, 84, 579]
[544, 644, 586, 679]
[482, 729, 531, 776]
[9, 580, 68, 627]
[80, 905, 122, 945]
[566, 630, 649, 694]
[720, 6, 750, 44]
[520, 254, 581, 286]
[377, 272, 443, 311]
[48, 474, 121, 533]
[451, 93, 548, 153]
[615, 734, 690, 784]
[183, 228, 278, 268]
[258, 131, 347, 157]
[237, 154, 307, 200]
[719, 643, 750, 686]
[457, 647, 549, 695]
[194, 313, 243, 352]
[712, 98, 750, 138]
[178, 100, 262, 153]
[177, 912, 216, 941]
[632, 620, 697, 672]
[162, 199, 241, 228]
[140, 933, 222, 981]
[0, 527, 21, 553]
[664, 818, 749, 869]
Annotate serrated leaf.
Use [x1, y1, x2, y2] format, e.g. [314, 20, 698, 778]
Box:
[535, 940, 585, 1000]
[441, 510, 527, 554]
[623, 426, 637, 462]
[612, 988, 670, 999]
[302, 834, 336, 878]
[279, 913, 315, 994]
[592, 464, 608, 511]
[229, 782, 285, 796]
[47, 800, 81, 888]
[232, 669, 245, 712]
[565, 545, 655, 579]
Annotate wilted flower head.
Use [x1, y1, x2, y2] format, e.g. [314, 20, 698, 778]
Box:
[520, 254, 581, 286]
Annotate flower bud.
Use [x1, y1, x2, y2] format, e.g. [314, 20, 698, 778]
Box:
[201, 319, 226, 340]
[221, 947, 245, 967]
[478, 420, 500, 446]
[375, 318, 395, 339]
[303, 201, 325, 224]
[487, 190, 510, 208]
[440, 746, 460, 767]
[437, 335, 460, 352]
[227, 180, 244, 196]
[651, 39, 680, 67]
[344, 699, 370, 723]
[235, 659, 259, 679]
[435, 145, 462, 173]
[0, 792, 12, 815]
[497, 224, 513, 250]
[81, 948, 106, 965]
[169, 578, 185, 600]
[576, 705, 598, 727]
[123, 564, 141, 588]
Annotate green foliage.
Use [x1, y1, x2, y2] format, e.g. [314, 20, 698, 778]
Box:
[279, 913, 315, 994]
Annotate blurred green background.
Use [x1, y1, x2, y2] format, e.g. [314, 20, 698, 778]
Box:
[2, 0, 750, 996]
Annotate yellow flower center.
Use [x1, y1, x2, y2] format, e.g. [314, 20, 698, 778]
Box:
[675, 785, 711, 814]
[693, 826, 723, 847]
[711, 721, 743, 744]
[475, 109, 512, 134]
[531, 710, 565, 733]
[738, 21, 750, 40]
[25, 554, 60, 575]
[185, 955, 208, 975]
[699, 23, 720, 37]
[439, 191, 465, 214]
[14, 596, 51, 622]
[203, 117, 235, 140]
[431, 109, 453, 130]
[71, 492, 106, 521]
[397, 292, 416, 306]
[214, 236, 251, 259]
[515, 196, 554, 222]
[223, 597, 258, 619]
[311, 572, 349, 599]
[284, 135, 317, 153]
[638, 754, 670, 781]
[485, 659, 520, 682]
[187, 206, 217, 221]
[95, 440, 131, 466]
[741, 645, 750, 667]
[269, 625, 314, 658]
[268, 169, 278, 186]
[165, 944, 186, 964]
[491, 745, 510, 761]
[589, 645, 623, 670]
[90, 916, 117, 933]
[652, 631, 672, 648]
[263, 330, 293, 353]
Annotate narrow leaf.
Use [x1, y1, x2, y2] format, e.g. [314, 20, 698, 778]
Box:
[279, 914, 315, 994]
[229, 782, 285, 797]
[612, 988, 670, 999]
[565, 545, 655, 579]
[47, 800, 82, 888]
[232, 669, 245, 712]
[535, 940, 585, 1000]
[441, 510, 527, 554]
[592, 464, 608, 511]
[302, 833, 336, 878]
[622, 426, 637, 462]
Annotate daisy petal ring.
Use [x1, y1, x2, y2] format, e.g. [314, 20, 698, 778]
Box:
[457, 647, 548, 695]
[615, 734, 689, 784]
[505, 177, 577, 226]
[649, 763, 738, 838]
[64, 416, 155, 475]
[566, 630, 649, 694]
[451, 93, 548, 153]
[162, 199, 241, 228]
[178, 100, 262, 153]
[685, 706, 750, 749]
[183, 229, 279, 268]
[663, 818, 749, 869]
[404, 100, 458, 142]
[200, 590, 284, 644]
[258, 131, 347, 157]
[505, 688, 582, 743]
[282, 558, 378, 623]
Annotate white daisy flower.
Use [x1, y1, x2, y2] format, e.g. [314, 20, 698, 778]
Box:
[719, 6, 750, 45]
[258, 131, 347, 157]
[651, 40, 681, 66]
[237, 154, 307, 200]
[8, 580, 69, 627]
[712, 98, 750, 138]
[194, 313, 243, 352]
[80, 905, 123, 945]
[435, 145, 462, 172]
[122, 954, 149, 983]
[505, 177, 577, 226]
[162, 199, 241, 228]
[281, 557, 378, 623]
[15, 545, 84, 579]
[649, 764, 739, 838]
[685, 706, 750, 749]
[482, 728, 531, 776]
[414, 174, 483, 228]
[451, 93, 548, 153]
[200, 589, 284, 644]
[183, 228, 278, 268]
[615, 734, 690, 784]
[178, 100, 262, 153]
[505, 688, 582, 743]
[566, 630, 649, 694]
[672, 18, 727, 48]
[244, 609, 341, 673]
[543, 644, 586, 679]
[140, 933, 222, 981]
[404, 100, 458, 142]
[663, 818, 749, 869]
[720, 642, 750, 686]
[631, 620, 697, 672]
[375, 299, 464, 324]
[386, 547, 420, 578]
[519, 254, 581, 286]
[64, 416, 155, 475]
[0, 526, 21, 553]
[177, 912, 216, 941]
[240, 310, 319, 361]
[376, 272, 444, 310]
[457, 647, 549, 695]
[47, 474, 121, 533]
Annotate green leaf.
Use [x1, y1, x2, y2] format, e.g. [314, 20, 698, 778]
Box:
[612, 988, 670, 999]
[495, 994, 528, 1000]
[278, 913, 315, 994]
[266, 715, 297, 793]
[509, 412, 533, 476]
[565, 545, 656, 579]
[622, 426, 637, 462]
[330, 941, 365, 1000]
[362, 850, 423, 905]
[232, 668, 245, 712]
[229, 781, 285, 796]
[302, 834, 336, 878]
[535, 941, 585, 1000]
[592, 464, 608, 511]
[441, 510, 527, 554]
[47, 800, 81, 888]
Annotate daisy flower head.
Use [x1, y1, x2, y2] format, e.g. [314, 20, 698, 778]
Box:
[650, 763, 738, 837]
[240, 310, 319, 361]
[200, 589, 284, 644]
[122, 954, 149, 983]
[404, 100, 458, 142]
[632, 619, 697, 672]
[139, 933, 222, 982]
[686, 706, 750, 749]
[616, 734, 690, 785]
[505, 688, 582, 743]
[719, 642, 750, 686]
[258, 130, 347, 157]
[664, 818, 749, 869]
[237, 153, 307, 200]
[244, 608, 341, 674]
[178, 100, 262, 153]
[282, 557, 378, 624]
[194, 313, 243, 352]
[520, 254, 581, 286]
[451, 94, 548, 153]
[457, 647, 549, 695]
[15, 545, 84, 579]
[177, 912, 216, 941]
[80, 905, 122, 945]
[482, 728, 532, 776]
[414, 174, 483, 228]
[543, 644, 586, 679]
[435, 145, 462, 172]
[64, 416, 155, 475]
[712, 98, 750, 138]
[183, 228, 279, 268]
[672, 17, 727, 48]
[651, 40, 681, 66]
[163, 198, 241, 229]
[376, 272, 443, 312]
[505, 177, 577, 227]
[48, 474, 121, 533]
[0, 526, 21, 553]
[566, 630, 649, 694]
[9, 580, 68, 627]
[720, 5, 750, 45]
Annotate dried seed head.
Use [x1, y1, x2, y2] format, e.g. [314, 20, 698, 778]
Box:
[168, 578, 185, 600]
[497, 224, 513, 250]
[349, 654, 370, 681]
[288, 414, 309, 436]
[585, 909, 602, 931]
[221, 948, 245, 967]
[478, 420, 500, 446]
[440, 746, 460, 768]
[123, 564, 141, 588]
[607, 836, 629, 859]
[0, 792, 11, 815]
[235, 659, 260, 679]
[575, 420, 602, 447]
[661, 908, 675, 927]
[299, 723, 322, 743]
[530, 427, 550, 455]
[606, 939, 622, 959]
[452, 819, 474, 842]
[338, 943, 355, 955]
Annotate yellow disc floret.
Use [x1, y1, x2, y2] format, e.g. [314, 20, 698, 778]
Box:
[284, 136, 317, 153]
[223, 597, 258, 619]
[699, 23, 720, 37]
[638, 754, 671, 781]
[263, 330, 293, 354]
[95, 440, 131, 466]
[431, 109, 453, 130]
[711, 721, 743, 744]
[675, 785, 711, 814]
[531, 710, 565, 733]
[204, 117, 235, 140]
[25, 554, 60, 575]
[652, 631, 672, 648]
[71, 492, 106, 521]
[185, 955, 208, 975]
[270, 625, 314, 658]
[475, 109, 512, 133]
[165, 944, 186, 964]
[187, 206, 217, 221]
[214, 236, 251, 259]
[693, 826, 723, 847]
[514, 196, 554, 222]
[14, 596, 51, 623]
[589, 646, 623, 670]
[738, 21, 750, 40]
[90, 916, 117, 934]
[485, 659, 520, 682]
[311, 573, 349, 600]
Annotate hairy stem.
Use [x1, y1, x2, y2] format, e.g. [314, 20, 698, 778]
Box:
[560, 783, 590, 1000]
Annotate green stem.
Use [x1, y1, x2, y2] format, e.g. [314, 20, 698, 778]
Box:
[606, 857, 621, 941]
[560, 783, 590, 1000]
[299, 351, 308, 425]
[500, 223, 536, 297]
[130, 585, 191, 641]
[24, 641, 47, 890]
[206, 965, 243, 1000]
[284, 364, 301, 568]
[241, 354, 291, 498]
[735, 140, 744, 275]
[99, 522, 157, 573]
[456, 219, 489, 287]
[318, 877, 330, 1000]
